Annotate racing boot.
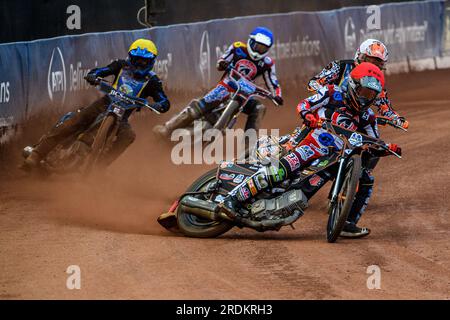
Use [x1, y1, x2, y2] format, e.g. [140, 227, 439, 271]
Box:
[153, 100, 203, 139]
[340, 168, 373, 239]
[244, 102, 266, 132]
[216, 166, 280, 218]
[20, 149, 43, 171]
[340, 221, 371, 238]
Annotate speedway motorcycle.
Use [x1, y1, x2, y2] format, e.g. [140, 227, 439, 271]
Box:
[184, 68, 279, 136]
[158, 119, 402, 243]
[22, 79, 160, 174]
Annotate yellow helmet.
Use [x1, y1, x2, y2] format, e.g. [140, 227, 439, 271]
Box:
[128, 39, 158, 75]
[129, 39, 158, 56]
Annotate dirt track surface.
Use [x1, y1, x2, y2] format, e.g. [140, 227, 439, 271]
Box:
[1, 69, 450, 300]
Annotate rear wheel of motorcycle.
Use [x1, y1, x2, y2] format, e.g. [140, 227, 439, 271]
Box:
[177, 169, 233, 238]
[83, 115, 115, 174]
[326, 155, 361, 243]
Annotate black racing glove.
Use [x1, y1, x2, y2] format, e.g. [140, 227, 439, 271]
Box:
[273, 96, 284, 106]
[84, 74, 99, 86]
[217, 60, 230, 71]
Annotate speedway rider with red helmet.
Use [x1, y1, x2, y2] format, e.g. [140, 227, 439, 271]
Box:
[301, 40, 409, 238]
[308, 39, 408, 129]
[153, 27, 283, 138]
[217, 63, 401, 238]
[23, 39, 170, 170]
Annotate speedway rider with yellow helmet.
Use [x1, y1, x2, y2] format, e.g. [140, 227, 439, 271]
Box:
[153, 27, 283, 138]
[23, 39, 170, 169]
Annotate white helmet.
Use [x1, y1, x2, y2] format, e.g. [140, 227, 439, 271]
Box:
[247, 27, 274, 61]
[354, 39, 389, 69]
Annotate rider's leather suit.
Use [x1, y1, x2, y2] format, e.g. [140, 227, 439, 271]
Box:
[161, 41, 282, 135]
[306, 60, 406, 225]
[234, 85, 383, 226]
[308, 59, 402, 120]
[32, 59, 170, 165]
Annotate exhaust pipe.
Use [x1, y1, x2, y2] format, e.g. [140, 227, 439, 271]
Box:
[179, 196, 231, 221]
[236, 210, 303, 232]
[179, 195, 304, 231]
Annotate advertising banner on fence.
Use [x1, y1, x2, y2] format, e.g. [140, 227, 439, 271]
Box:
[0, 0, 446, 136]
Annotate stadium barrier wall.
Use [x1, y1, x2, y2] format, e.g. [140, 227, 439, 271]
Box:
[0, 0, 447, 144]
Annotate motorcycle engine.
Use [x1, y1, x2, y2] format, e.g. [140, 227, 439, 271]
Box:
[250, 189, 308, 221]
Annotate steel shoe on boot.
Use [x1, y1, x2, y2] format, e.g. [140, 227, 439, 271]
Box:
[152, 124, 171, 139]
[20, 150, 43, 171]
[153, 102, 203, 139]
[340, 221, 371, 238]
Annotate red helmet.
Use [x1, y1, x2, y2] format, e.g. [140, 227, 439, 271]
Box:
[347, 62, 385, 113]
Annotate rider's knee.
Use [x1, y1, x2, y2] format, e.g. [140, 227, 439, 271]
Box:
[178, 100, 205, 121]
[118, 125, 136, 145]
[254, 103, 267, 114]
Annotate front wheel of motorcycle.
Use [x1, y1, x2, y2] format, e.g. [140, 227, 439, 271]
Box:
[83, 115, 116, 175]
[177, 169, 234, 238]
[326, 154, 361, 243]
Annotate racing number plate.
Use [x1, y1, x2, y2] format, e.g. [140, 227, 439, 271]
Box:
[113, 106, 126, 117]
[238, 78, 256, 95]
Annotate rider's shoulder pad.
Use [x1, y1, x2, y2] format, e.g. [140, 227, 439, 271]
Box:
[233, 41, 247, 49]
[331, 84, 344, 93]
[148, 71, 162, 83]
[264, 56, 274, 66]
[366, 108, 375, 116]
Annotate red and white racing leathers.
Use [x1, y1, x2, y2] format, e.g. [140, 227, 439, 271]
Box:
[307, 59, 403, 121]
[198, 41, 281, 110]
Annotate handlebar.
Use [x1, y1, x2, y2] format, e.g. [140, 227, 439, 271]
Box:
[227, 69, 278, 106]
[319, 118, 402, 159]
[376, 116, 408, 132]
[87, 77, 161, 114]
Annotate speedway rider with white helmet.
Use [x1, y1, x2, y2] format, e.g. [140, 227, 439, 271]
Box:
[217, 63, 402, 239]
[301, 39, 408, 238]
[153, 27, 283, 138]
[308, 39, 408, 129]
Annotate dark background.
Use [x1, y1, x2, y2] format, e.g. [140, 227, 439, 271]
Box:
[1, 0, 417, 44]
